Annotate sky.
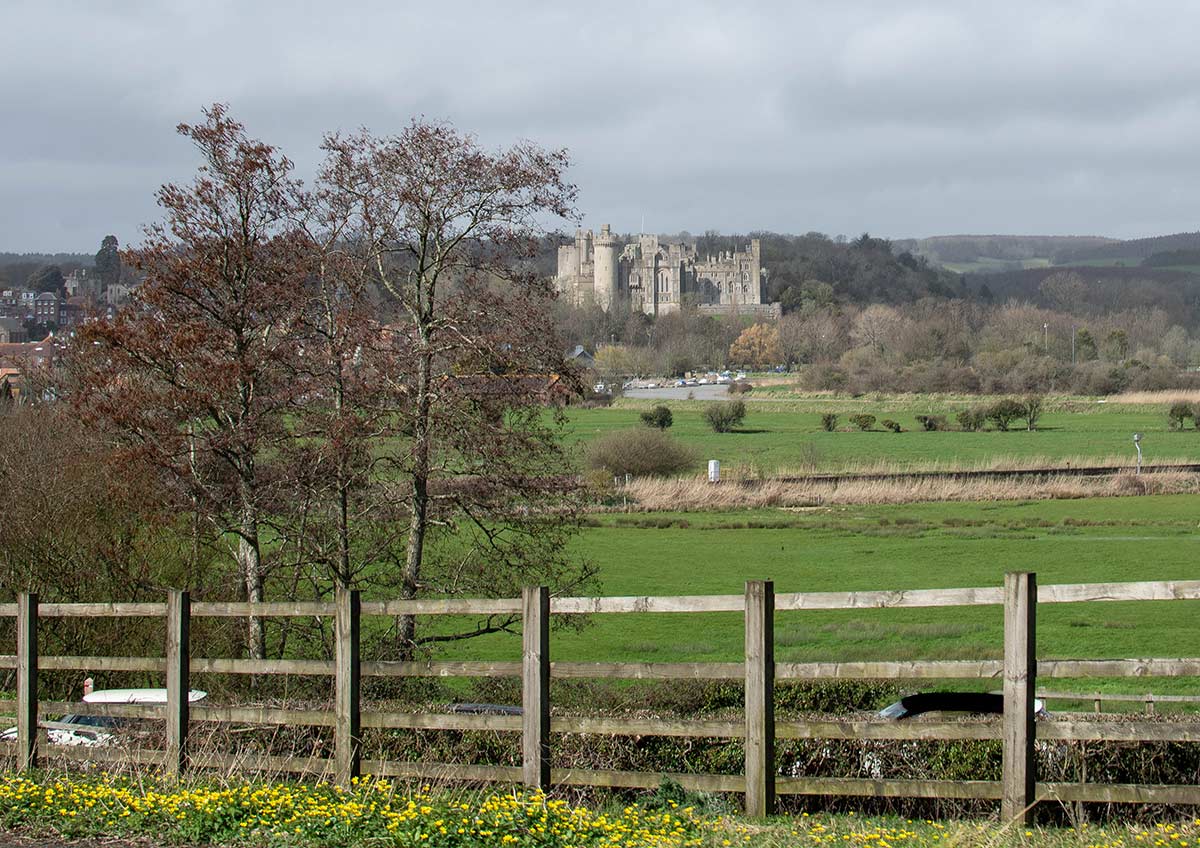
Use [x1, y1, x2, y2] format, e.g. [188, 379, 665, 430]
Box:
[3, 0, 1199, 252]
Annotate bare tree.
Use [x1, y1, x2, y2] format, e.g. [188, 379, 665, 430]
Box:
[68, 105, 310, 660]
[317, 120, 594, 656]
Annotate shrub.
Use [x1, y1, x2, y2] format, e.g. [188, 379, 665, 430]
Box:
[986, 398, 1026, 431]
[1023, 395, 1044, 431]
[914, 414, 948, 431]
[585, 427, 696, 477]
[848, 413, 876, 431]
[1168, 402, 1193, 430]
[703, 400, 746, 433]
[820, 413, 839, 432]
[639, 405, 673, 429]
[880, 419, 901, 432]
[727, 381, 753, 395]
[956, 408, 986, 432]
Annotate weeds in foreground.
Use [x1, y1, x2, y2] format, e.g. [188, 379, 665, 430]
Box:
[0, 772, 713, 846]
[3, 771, 1200, 847]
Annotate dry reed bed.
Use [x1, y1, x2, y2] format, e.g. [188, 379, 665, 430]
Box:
[623, 471, 1200, 510]
[1107, 390, 1200, 405]
[735, 454, 1187, 480]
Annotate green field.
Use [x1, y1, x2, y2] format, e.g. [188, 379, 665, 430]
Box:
[429, 494, 1200, 696]
[563, 399, 1194, 475]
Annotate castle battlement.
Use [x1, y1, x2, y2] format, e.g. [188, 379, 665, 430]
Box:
[555, 226, 765, 316]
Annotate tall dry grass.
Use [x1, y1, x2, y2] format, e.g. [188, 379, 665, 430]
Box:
[623, 471, 1200, 510]
[730, 454, 1191, 480]
[1106, 390, 1200, 406]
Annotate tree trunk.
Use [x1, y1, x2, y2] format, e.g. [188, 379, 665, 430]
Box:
[238, 503, 266, 662]
[399, 345, 433, 660]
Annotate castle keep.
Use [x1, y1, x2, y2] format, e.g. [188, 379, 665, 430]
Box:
[555, 225, 767, 316]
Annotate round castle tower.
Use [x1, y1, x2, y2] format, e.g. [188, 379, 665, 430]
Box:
[592, 224, 620, 311]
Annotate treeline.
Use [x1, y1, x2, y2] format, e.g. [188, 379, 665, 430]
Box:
[0, 252, 92, 290]
[560, 296, 1200, 395]
[967, 266, 1200, 326]
[893, 234, 1114, 265]
[1052, 231, 1200, 264]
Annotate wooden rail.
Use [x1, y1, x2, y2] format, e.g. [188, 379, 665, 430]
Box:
[5, 575, 1200, 819]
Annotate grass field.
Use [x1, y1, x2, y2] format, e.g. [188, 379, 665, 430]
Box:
[563, 398, 1193, 476]
[427, 494, 1200, 697]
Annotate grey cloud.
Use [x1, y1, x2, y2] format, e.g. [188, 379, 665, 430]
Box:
[2, 1, 1199, 251]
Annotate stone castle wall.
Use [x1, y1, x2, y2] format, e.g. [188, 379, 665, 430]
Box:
[556, 225, 772, 317]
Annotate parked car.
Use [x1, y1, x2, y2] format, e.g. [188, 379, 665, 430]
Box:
[878, 691, 1045, 719]
[1, 687, 207, 747]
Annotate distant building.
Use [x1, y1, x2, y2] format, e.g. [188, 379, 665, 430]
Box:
[64, 268, 99, 299]
[565, 345, 595, 370]
[556, 225, 777, 317]
[106, 283, 133, 306]
[0, 317, 28, 344]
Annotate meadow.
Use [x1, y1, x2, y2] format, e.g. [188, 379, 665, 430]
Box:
[562, 395, 1191, 476]
[429, 494, 1200, 698]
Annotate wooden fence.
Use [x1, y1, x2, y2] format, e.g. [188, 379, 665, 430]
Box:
[3, 573, 1200, 823]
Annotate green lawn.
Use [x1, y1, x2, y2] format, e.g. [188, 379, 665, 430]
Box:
[562, 400, 1194, 475]
[429, 495, 1200, 696]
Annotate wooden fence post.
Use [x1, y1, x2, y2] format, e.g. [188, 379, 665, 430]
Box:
[165, 590, 191, 779]
[334, 587, 361, 786]
[1002, 571, 1037, 824]
[744, 580, 775, 817]
[16, 593, 38, 772]
[522, 586, 550, 792]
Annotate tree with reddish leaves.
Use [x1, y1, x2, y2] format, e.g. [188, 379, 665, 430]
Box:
[69, 105, 311, 661]
[317, 121, 595, 656]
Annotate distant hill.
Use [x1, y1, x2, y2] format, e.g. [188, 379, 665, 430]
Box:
[894, 234, 1117, 267]
[1053, 232, 1200, 265]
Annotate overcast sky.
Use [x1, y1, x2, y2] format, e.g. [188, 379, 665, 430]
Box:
[3, 1, 1199, 252]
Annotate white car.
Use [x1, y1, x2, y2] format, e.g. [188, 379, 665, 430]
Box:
[1, 687, 207, 747]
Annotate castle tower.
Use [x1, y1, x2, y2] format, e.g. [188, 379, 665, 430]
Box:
[593, 224, 620, 311]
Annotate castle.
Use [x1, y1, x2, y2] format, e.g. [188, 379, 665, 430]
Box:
[555, 225, 772, 316]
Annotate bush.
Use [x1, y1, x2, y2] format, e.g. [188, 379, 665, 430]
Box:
[956, 408, 987, 431]
[639, 405, 673, 429]
[1168, 402, 1193, 430]
[914, 414, 948, 432]
[727, 381, 753, 395]
[1023, 395, 1044, 431]
[986, 398, 1026, 431]
[848, 413, 876, 431]
[880, 419, 901, 433]
[820, 413, 839, 432]
[585, 427, 696, 477]
[703, 400, 746, 433]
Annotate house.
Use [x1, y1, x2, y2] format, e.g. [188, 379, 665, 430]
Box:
[440, 373, 578, 409]
[565, 345, 595, 370]
[0, 317, 28, 344]
[33, 292, 60, 324]
[0, 333, 66, 369]
[0, 368, 24, 402]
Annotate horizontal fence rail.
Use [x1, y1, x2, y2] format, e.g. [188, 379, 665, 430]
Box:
[4, 576, 1200, 820]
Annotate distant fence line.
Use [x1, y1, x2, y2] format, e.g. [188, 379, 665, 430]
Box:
[3, 576, 1200, 822]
